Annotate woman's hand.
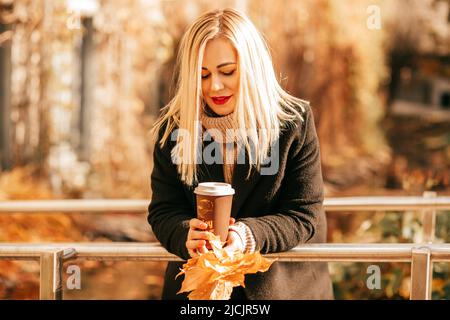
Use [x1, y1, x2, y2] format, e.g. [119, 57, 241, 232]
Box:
[186, 218, 209, 258]
[223, 229, 245, 256]
[186, 217, 236, 258]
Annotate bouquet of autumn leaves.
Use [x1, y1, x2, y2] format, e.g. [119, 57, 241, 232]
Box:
[176, 232, 275, 300]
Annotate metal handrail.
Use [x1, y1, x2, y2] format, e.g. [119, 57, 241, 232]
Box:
[0, 192, 449, 300]
[1, 195, 450, 213]
[0, 242, 449, 300]
[2, 242, 450, 262]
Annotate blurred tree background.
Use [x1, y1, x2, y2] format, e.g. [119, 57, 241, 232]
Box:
[0, 0, 449, 299]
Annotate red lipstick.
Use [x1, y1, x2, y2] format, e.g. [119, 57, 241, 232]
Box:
[211, 95, 232, 105]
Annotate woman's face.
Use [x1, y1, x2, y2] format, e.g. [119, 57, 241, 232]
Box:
[201, 37, 239, 116]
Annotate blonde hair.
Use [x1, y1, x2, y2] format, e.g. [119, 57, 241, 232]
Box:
[151, 8, 307, 186]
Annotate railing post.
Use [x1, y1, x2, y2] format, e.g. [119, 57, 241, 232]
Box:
[410, 246, 433, 300]
[421, 191, 437, 243]
[40, 248, 76, 300]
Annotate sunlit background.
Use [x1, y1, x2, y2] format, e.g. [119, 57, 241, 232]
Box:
[0, 0, 449, 299]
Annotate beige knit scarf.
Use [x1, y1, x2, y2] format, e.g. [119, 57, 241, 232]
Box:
[200, 106, 240, 184]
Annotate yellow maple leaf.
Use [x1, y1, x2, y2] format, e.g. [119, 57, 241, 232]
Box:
[176, 232, 276, 300]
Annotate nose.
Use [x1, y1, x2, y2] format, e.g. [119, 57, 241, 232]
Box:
[210, 74, 224, 92]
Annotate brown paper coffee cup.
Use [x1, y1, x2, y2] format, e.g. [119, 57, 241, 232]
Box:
[194, 182, 235, 243]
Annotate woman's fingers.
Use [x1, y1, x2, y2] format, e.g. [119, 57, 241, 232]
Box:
[186, 239, 208, 258]
[197, 245, 208, 254]
[189, 218, 208, 230]
[186, 218, 211, 257]
[189, 230, 210, 241]
[186, 239, 206, 250]
[186, 217, 235, 258]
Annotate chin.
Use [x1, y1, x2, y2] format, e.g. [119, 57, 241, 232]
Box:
[214, 108, 234, 116]
[209, 104, 235, 116]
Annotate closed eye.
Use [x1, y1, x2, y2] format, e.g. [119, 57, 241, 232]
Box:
[201, 70, 235, 80]
[222, 70, 235, 76]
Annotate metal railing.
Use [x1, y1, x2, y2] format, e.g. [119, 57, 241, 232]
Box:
[1, 191, 450, 300]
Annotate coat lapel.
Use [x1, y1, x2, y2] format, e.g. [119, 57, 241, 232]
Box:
[230, 148, 261, 218]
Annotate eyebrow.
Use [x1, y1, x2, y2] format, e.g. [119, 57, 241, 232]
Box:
[202, 62, 236, 70]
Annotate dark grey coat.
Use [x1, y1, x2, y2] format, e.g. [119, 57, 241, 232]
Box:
[148, 103, 334, 300]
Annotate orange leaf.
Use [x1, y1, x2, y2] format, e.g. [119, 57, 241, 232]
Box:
[177, 232, 276, 300]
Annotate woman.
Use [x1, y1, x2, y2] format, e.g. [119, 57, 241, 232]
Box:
[148, 8, 333, 300]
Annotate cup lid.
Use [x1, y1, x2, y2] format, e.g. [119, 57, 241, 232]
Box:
[194, 182, 235, 196]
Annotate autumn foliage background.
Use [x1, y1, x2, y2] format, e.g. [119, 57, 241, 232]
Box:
[0, 0, 449, 299]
